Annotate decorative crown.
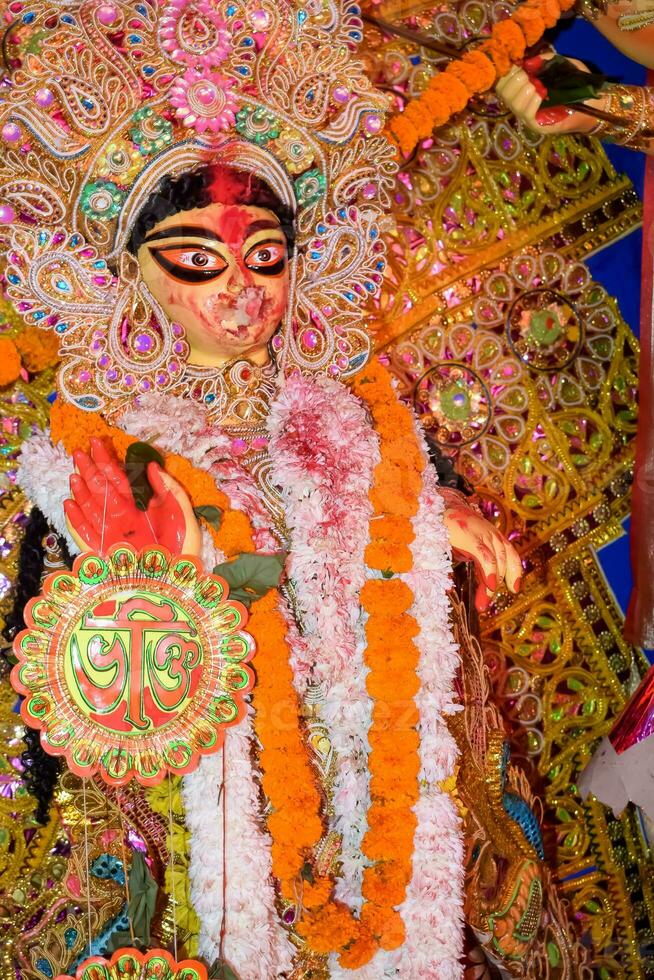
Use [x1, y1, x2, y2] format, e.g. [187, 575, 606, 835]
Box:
[0, 0, 397, 413]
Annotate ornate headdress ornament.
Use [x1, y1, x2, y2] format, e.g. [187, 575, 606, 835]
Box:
[0, 0, 396, 417]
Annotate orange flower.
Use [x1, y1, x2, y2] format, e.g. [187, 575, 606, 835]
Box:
[491, 19, 527, 60]
[360, 578, 413, 615]
[511, 7, 545, 45]
[0, 337, 21, 386]
[338, 930, 378, 969]
[302, 876, 334, 909]
[362, 862, 412, 906]
[478, 39, 512, 77]
[428, 73, 469, 115]
[361, 905, 406, 950]
[14, 327, 60, 373]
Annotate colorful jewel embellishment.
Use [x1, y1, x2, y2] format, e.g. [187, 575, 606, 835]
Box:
[80, 181, 126, 223]
[170, 67, 238, 134]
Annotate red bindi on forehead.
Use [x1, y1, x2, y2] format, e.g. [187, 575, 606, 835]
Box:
[213, 205, 257, 249]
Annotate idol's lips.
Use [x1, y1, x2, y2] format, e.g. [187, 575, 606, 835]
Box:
[208, 286, 276, 336]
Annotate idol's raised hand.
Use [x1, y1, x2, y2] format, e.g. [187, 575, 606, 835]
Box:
[496, 57, 599, 137]
[64, 437, 202, 557]
[443, 505, 523, 612]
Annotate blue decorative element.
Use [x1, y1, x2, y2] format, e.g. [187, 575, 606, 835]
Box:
[347, 4, 361, 13]
[376, 260, 385, 270]
[142, 65, 155, 76]
[23, 12, 36, 23]
[32, 311, 46, 320]
[242, 36, 254, 46]
[74, 394, 102, 410]
[64, 927, 78, 950]
[136, 4, 148, 13]
[7, 274, 20, 285]
[55, 322, 69, 333]
[36, 959, 53, 978]
[81, 98, 94, 111]
[91, 853, 125, 886]
[38, 231, 48, 246]
[317, 224, 327, 234]
[349, 351, 368, 371]
[46, 391, 58, 404]
[93, 260, 107, 269]
[365, 282, 375, 292]
[370, 228, 378, 239]
[236, 66, 249, 75]
[61, 15, 76, 24]
[56, 279, 72, 293]
[338, 208, 347, 219]
[205, 393, 216, 404]
[348, 30, 362, 39]
[128, 34, 143, 44]
[499, 740, 510, 790]
[503, 791, 544, 859]
[410, 55, 421, 66]
[344, 291, 355, 301]
[68, 905, 129, 970]
[310, 251, 321, 260]
[226, 4, 236, 14]
[298, 9, 307, 22]
[70, 234, 81, 246]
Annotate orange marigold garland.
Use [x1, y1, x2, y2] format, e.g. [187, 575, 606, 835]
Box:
[386, 0, 577, 156]
[0, 336, 22, 386]
[49, 371, 428, 968]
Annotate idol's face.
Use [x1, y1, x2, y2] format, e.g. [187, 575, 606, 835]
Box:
[137, 201, 290, 367]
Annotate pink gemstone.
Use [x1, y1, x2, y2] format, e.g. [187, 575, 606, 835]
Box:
[322, 305, 333, 317]
[139, 379, 152, 391]
[336, 355, 348, 370]
[301, 328, 319, 350]
[195, 83, 217, 107]
[0, 204, 15, 224]
[97, 4, 118, 25]
[337, 340, 349, 352]
[2, 123, 20, 142]
[250, 8, 270, 28]
[362, 183, 377, 199]
[252, 436, 268, 450]
[364, 114, 382, 134]
[231, 438, 248, 456]
[52, 231, 65, 244]
[328, 365, 340, 376]
[333, 86, 350, 104]
[271, 335, 283, 351]
[34, 87, 54, 108]
[169, 360, 179, 372]
[156, 371, 169, 385]
[173, 341, 185, 354]
[172, 322, 184, 337]
[124, 375, 134, 387]
[106, 368, 118, 382]
[98, 355, 110, 367]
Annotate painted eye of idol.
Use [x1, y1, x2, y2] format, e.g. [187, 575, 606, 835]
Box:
[145, 219, 288, 285]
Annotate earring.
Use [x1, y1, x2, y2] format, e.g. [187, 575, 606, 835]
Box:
[89, 253, 190, 401]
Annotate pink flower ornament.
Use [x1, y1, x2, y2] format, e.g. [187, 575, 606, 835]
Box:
[159, 0, 232, 68]
[170, 68, 238, 134]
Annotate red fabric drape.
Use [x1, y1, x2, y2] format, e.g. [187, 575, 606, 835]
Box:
[625, 77, 654, 649]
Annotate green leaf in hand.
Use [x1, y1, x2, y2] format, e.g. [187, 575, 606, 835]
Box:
[105, 849, 158, 952]
[539, 55, 610, 109]
[208, 961, 241, 980]
[194, 505, 223, 530]
[212, 552, 288, 608]
[125, 441, 165, 512]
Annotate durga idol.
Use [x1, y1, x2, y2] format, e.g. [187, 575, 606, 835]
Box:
[1, 1, 520, 975]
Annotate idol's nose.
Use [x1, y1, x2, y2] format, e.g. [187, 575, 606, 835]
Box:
[225, 259, 253, 294]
